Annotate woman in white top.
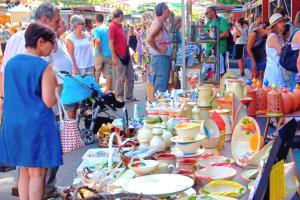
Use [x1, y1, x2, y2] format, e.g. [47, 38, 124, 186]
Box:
[263, 13, 287, 88]
[234, 17, 248, 76]
[66, 15, 94, 76]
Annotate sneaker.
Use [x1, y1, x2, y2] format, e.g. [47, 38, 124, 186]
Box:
[11, 186, 18, 197]
[116, 98, 124, 102]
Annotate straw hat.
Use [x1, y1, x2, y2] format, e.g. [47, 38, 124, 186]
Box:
[268, 13, 287, 29]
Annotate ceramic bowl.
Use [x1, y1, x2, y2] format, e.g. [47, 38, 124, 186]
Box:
[198, 155, 234, 168]
[171, 135, 205, 155]
[200, 119, 220, 139]
[175, 123, 201, 142]
[196, 166, 237, 183]
[128, 157, 159, 176]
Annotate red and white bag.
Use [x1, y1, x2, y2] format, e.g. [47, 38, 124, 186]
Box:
[56, 93, 84, 154]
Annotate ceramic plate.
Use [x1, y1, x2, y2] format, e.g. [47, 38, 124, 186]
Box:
[201, 180, 247, 198]
[247, 140, 273, 167]
[178, 195, 237, 200]
[196, 166, 237, 180]
[231, 117, 261, 167]
[123, 174, 194, 197]
[198, 156, 234, 168]
[172, 148, 205, 158]
[241, 169, 259, 182]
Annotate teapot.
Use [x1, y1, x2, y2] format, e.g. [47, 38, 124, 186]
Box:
[225, 80, 246, 100]
[197, 85, 216, 107]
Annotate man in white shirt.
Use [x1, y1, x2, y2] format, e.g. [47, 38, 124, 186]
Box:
[0, 3, 62, 198]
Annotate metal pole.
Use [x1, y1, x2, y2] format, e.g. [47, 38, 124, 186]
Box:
[181, 0, 186, 89]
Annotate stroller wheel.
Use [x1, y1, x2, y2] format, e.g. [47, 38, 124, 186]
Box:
[80, 129, 95, 145]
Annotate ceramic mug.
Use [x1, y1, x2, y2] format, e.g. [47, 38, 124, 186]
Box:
[155, 163, 175, 174]
[178, 158, 199, 172]
[175, 169, 193, 176]
[156, 153, 176, 166]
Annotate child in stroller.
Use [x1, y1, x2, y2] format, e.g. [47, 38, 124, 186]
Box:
[58, 72, 125, 144]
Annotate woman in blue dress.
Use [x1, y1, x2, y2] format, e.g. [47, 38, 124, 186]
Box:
[0, 23, 63, 200]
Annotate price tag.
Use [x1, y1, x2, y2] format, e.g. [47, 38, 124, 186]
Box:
[270, 160, 285, 200]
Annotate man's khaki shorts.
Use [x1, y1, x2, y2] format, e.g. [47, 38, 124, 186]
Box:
[94, 56, 113, 79]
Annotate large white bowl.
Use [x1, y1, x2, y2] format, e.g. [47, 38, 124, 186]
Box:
[175, 123, 201, 142]
[196, 166, 237, 181]
[171, 135, 205, 155]
[128, 158, 159, 176]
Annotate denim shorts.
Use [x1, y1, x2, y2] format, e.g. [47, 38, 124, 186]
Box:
[245, 58, 266, 72]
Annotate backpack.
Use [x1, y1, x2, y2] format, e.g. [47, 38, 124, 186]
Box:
[279, 30, 300, 72]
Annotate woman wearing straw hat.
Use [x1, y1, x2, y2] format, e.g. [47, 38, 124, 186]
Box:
[263, 13, 287, 88]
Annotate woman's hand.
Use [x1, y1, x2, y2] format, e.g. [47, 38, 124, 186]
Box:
[112, 56, 118, 66]
[251, 62, 257, 78]
[72, 65, 79, 75]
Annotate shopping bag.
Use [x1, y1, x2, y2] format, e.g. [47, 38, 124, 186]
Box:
[56, 93, 84, 154]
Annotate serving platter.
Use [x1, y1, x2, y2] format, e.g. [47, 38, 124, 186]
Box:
[123, 174, 194, 197]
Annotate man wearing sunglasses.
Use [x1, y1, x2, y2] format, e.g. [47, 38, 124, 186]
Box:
[205, 6, 229, 75]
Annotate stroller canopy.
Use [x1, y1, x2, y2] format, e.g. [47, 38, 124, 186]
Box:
[61, 75, 101, 104]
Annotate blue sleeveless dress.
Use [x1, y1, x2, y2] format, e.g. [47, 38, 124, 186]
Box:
[0, 54, 63, 168]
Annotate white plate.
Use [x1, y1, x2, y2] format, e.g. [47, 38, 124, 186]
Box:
[178, 195, 237, 200]
[171, 148, 205, 158]
[123, 174, 194, 197]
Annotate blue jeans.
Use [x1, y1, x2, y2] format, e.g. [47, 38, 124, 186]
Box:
[151, 55, 171, 93]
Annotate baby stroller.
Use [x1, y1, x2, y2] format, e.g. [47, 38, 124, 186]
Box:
[57, 71, 125, 145]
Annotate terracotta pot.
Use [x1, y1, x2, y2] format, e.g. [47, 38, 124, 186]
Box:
[293, 84, 300, 109]
[281, 89, 293, 114]
[267, 88, 283, 116]
[263, 86, 272, 95]
[288, 91, 298, 112]
[256, 87, 267, 111]
[246, 87, 257, 117]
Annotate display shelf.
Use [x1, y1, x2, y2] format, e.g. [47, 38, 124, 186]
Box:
[198, 39, 218, 43]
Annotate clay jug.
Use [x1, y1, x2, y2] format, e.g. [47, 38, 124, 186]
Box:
[281, 89, 293, 114]
[263, 80, 272, 94]
[226, 80, 246, 100]
[288, 90, 298, 112]
[293, 84, 300, 109]
[197, 85, 216, 107]
[246, 87, 257, 117]
[267, 87, 283, 116]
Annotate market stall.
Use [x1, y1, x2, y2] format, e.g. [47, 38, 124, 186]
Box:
[61, 72, 300, 199]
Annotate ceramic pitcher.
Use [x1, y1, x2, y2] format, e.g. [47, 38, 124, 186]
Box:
[226, 80, 246, 100]
[197, 85, 216, 107]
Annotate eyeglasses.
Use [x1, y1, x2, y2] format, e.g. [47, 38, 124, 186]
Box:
[79, 23, 85, 26]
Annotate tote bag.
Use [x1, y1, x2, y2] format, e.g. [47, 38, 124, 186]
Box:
[56, 93, 84, 154]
